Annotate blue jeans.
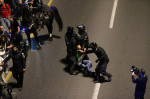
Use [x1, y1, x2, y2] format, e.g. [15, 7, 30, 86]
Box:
[78, 60, 92, 73]
[0, 18, 10, 31]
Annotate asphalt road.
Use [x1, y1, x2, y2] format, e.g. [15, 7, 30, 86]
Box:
[6, 0, 150, 99]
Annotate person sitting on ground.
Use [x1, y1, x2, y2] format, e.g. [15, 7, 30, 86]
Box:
[77, 45, 92, 76]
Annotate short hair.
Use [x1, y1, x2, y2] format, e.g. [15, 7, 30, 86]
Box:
[140, 69, 145, 75]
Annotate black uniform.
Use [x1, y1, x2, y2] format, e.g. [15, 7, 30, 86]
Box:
[76, 25, 89, 61]
[76, 24, 89, 49]
[85, 46, 111, 82]
[10, 19, 19, 36]
[65, 27, 76, 59]
[65, 29, 78, 74]
[132, 75, 148, 99]
[3, 50, 26, 88]
[32, 0, 43, 12]
[32, 0, 43, 27]
[76, 31, 89, 49]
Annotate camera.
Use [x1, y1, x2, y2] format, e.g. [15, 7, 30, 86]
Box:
[131, 65, 140, 75]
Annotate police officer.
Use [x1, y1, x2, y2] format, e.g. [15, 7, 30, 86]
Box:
[30, 0, 43, 31]
[76, 24, 89, 49]
[65, 26, 75, 62]
[0, 46, 26, 91]
[132, 69, 148, 99]
[84, 42, 112, 82]
[65, 25, 78, 75]
[76, 24, 89, 60]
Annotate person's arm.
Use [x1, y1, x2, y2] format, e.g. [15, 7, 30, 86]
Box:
[0, 54, 11, 66]
[132, 72, 137, 83]
[21, 53, 26, 72]
[77, 49, 84, 53]
[82, 50, 93, 54]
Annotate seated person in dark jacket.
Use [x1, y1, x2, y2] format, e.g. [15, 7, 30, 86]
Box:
[132, 69, 148, 99]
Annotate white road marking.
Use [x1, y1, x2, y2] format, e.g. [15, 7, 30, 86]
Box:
[92, 83, 101, 99]
[109, 0, 118, 28]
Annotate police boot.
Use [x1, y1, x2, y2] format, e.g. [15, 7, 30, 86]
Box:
[107, 74, 112, 82]
[48, 34, 53, 43]
[37, 43, 42, 50]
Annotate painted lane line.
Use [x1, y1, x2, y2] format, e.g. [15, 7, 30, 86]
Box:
[109, 0, 118, 28]
[92, 83, 101, 99]
[5, 71, 12, 83]
[48, 0, 53, 7]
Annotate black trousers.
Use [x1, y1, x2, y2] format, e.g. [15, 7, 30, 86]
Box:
[12, 69, 24, 88]
[135, 91, 145, 99]
[96, 62, 111, 79]
[69, 55, 77, 74]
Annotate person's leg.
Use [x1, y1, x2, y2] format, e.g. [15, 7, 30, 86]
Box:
[135, 92, 140, 99]
[18, 70, 24, 88]
[46, 18, 54, 41]
[0, 18, 6, 31]
[69, 55, 77, 75]
[32, 29, 41, 49]
[25, 31, 31, 49]
[3, 18, 10, 30]
[12, 71, 19, 84]
[95, 62, 101, 81]
[84, 60, 92, 72]
[100, 63, 112, 79]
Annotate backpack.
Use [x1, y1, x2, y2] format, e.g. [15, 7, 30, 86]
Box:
[0, 4, 8, 11]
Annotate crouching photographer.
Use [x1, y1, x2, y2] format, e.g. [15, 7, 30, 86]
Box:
[131, 66, 148, 99]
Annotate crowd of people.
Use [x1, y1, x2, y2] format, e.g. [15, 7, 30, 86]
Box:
[0, 0, 49, 97]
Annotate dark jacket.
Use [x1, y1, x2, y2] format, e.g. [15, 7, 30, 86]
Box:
[76, 31, 89, 49]
[3, 51, 25, 69]
[85, 46, 109, 63]
[132, 75, 148, 92]
[65, 32, 78, 52]
[32, 0, 43, 12]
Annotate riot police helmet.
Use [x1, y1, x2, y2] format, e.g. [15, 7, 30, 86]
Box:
[89, 42, 97, 49]
[77, 24, 85, 33]
[67, 25, 74, 33]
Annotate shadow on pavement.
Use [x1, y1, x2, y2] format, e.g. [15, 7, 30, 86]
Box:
[7, 82, 19, 89]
